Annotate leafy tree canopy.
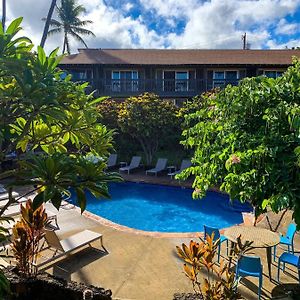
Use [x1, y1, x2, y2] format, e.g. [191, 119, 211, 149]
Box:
[0, 18, 119, 214]
[117, 93, 180, 165]
[180, 60, 300, 227]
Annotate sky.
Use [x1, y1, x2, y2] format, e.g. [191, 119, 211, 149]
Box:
[2, 0, 300, 53]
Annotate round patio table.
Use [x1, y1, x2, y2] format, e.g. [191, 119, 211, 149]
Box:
[224, 225, 280, 280]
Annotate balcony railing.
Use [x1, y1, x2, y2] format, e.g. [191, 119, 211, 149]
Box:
[83, 78, 239, 97]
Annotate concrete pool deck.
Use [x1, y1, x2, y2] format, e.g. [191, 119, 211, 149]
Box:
[41, 200, 300, 300]
[5, 174, 300, 299]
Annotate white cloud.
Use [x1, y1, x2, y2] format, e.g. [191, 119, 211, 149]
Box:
[267, 38, 300, 48]
[139, 0, 197, 18]
[275, 18, 300, 35]
[82, 1, 165, 49]
[162, 0, 300, 49]
[5, 0, 165, 53]
[123, 3, 134, 12]
[3, 0, 300, 53]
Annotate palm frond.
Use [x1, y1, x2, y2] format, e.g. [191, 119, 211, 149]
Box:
[73, 4, 86, 15]
[70, 26, 95, 37]
[46, 19, 62, 28]
[47, 28, 62, 36]
[69, 30, 88, 48]
[73, 20, 93, 27]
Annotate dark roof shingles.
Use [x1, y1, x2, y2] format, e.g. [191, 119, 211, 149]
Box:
[60, 49, 300, 66]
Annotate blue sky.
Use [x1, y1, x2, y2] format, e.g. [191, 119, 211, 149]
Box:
[3, 0, 300, 52]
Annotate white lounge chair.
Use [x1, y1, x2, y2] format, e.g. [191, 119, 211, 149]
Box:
[168, 159, 192, 179]
[146, 158, 168, 176]
[0, 186, 27, 212]
[36, 229, 106, 270]
[119, 156, 141, 174]
[3, 204, 20, 217]
[0, 196, 27, 209]
[107, 153, 118, 168]
[0, 192, 19, 201]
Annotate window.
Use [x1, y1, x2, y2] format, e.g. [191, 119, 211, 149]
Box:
[213, 71, 225, 80]
[263, 70, 283, 78]
[163, 71, 189, 92]
[69, 70, 91, 81]
[213, 70, 239, 88]
[175, 71, 189, 91]
[111, 71, 139, 92]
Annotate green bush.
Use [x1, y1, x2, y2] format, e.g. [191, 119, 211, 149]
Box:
[98, 94, 183, 166]
[180, 61, 300, 227]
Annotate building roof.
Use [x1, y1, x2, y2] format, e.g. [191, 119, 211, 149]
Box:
[60, 48, 300, 66]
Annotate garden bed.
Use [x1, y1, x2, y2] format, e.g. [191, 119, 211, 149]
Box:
[3, 267, 112, 300]
[174, 293, 203, 300]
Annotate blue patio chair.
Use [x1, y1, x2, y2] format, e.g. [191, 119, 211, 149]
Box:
[204, 225, 228, 263]
[235, 255, 263, 300]
[277, 252, 300, 283]
[273, 223, 297, 261]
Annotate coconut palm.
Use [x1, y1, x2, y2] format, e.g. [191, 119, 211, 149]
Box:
[40, 0, 57, 48]
[44, 0, 95, 54]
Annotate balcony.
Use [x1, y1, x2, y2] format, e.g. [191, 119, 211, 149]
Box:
[84, 79, 205, 97]
[83, 78, 240, 97]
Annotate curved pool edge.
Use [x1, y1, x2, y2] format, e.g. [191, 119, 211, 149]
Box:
[82, 208, 202, 237]
[76, 205, 251, 238]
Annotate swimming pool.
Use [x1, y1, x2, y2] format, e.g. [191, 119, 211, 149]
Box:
[72, 182, 253, 233]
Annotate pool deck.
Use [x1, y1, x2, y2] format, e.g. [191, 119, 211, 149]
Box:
[117, 167, 195, 188]
[42, 201, 300, 300]
[5, 172, 300, 299]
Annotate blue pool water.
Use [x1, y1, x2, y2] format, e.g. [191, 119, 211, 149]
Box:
[72, 182, 253, 233]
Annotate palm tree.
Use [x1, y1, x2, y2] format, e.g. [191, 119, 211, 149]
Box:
[2, 0, 6, 30]
[40, 0, 57, 48]
[44, 0, 95, 54]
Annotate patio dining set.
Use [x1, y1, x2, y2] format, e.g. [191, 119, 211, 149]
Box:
[204, 223, 299, 299]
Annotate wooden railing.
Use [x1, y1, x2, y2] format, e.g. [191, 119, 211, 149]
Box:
[82, 78, 239, 97]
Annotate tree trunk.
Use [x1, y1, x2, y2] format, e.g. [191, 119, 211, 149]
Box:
[40, 0, 57, 48]
[62, 33, 67, 53]
[2, 0, 6, 31]
[138, 138, 158, 166]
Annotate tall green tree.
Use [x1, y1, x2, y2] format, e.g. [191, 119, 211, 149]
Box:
[118, 93, 180, 165]
[180, 62, 300, 228]
[0, 17, 120, 216]
[43, 0, 95, 54]
[40, 0, 57, 48]
[0, 17, 121, 296]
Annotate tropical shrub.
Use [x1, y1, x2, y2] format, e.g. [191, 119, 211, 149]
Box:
[97, 98, 138, 160]
[179, 61, 300, 227]
[176, 235, 252, 300]
[118, 92, 181, 164]
[97, 98, 120, 130]
[0, 18, 120, 214]
[11, 200, 49, 276]
[0, 17, 120, 294]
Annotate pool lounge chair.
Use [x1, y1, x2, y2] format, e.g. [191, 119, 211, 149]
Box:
[146, 158, 168, 176]
[0, 192, 19, 201]
[35, 229, 106, 271]
[119, 156, 141, 174]
[0, 196, 27, 209]
[107, 153, 118, 168]
[3, 204, 21, 217]
[168, 159, 192, 179]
